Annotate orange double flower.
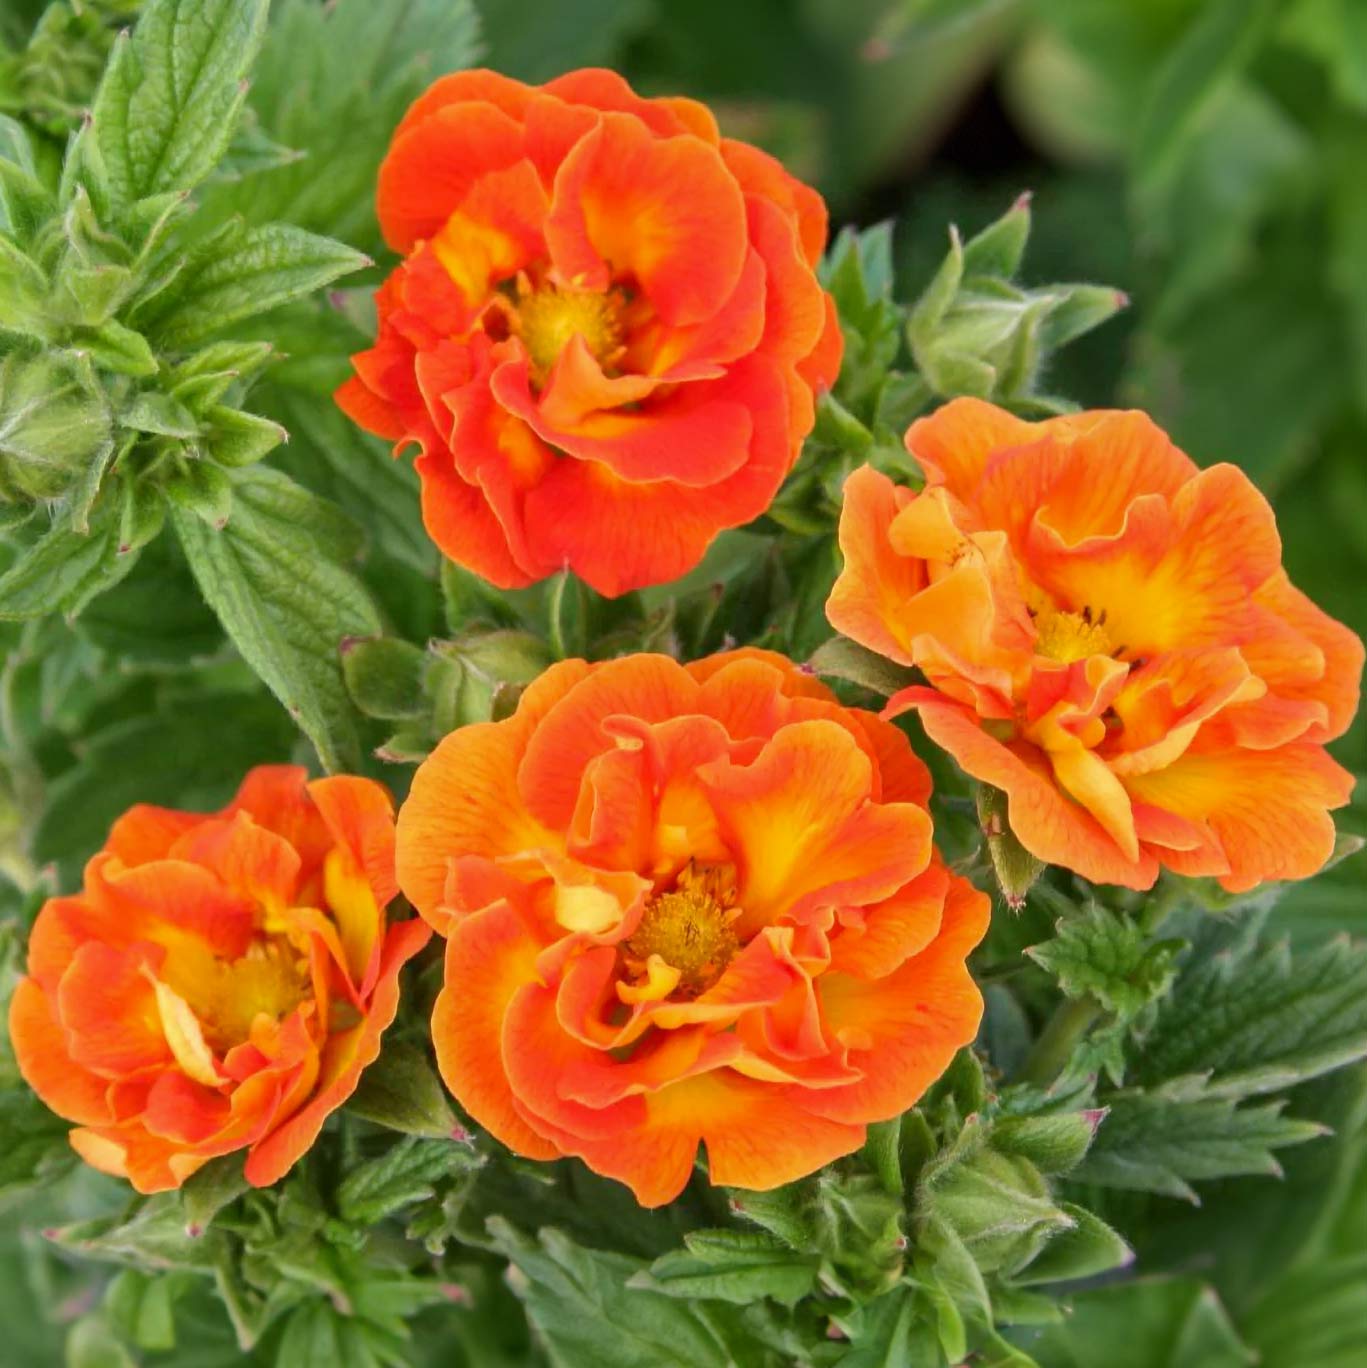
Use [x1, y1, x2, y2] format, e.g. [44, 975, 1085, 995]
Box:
[828, 399, 1363, 891]
[396, 650, 987, 1205]
[338, 69, 841, 596]
[8, 768, 429, 1192]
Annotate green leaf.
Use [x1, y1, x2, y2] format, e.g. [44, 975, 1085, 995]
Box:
[86, 0, 270, 207]
[1242, 1252, 1367, 1368]
[0, 1087, 76, 1201]
[197, 0, 481, 249]
[1030, 1277, 1254, 1368]
[0, 492, 138, 621]
[0, 349, 113, 505]
[341, 636, 430, 720]
[1027, 905, 1181, 1019]
[65, 1315, 138, 1368]
[104, 1270, 178, 1353]
[991, 1112, 1102, 1176]
[924, 1147, 1075, 1277]
[808, 635, 917, 696]
[487, 1219, 747, 1368]
[202, 405, 286, 467]
[1075, 1085, 1326, 1202]
[50, 1196, 223, 1274]
[1131, 0, 1280, 196]
[1137, 934, 1367, 1100]
[346, 1039, 462, 1141]
[335, 1136, 482, 1227]
[144, 221, 368, 348]
[961, 192, 1032, 279]
[632, 1229, 821, 1308]
[180, 1156, 249, 1236]
[172, 465, 380, 771]
[165, 457, 233, 527]
[120, 390, 198, 438]
[1011, 1204, 1131, 1286]
[834, 1286, 929, 1367]
[264, 390, 433, 574]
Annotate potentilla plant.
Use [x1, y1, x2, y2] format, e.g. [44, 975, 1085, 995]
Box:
[0, 2, 1363, 1366]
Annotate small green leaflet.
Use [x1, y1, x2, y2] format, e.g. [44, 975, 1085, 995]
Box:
[86, 0, 270, 209]
[171, 465, 380, 773]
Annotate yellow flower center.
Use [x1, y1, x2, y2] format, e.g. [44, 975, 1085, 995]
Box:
[160, 937, 311, 1053]
[1034, 606, 1113, 664]
[509, 280, 626, 380]
[626, 864, 739, 997]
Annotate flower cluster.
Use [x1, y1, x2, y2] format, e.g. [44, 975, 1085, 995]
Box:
[338, 68, 841, 597]
[10, 69, 1362, 1217]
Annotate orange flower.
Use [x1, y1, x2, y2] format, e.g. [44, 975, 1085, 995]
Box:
[8, 767, 430, 1193]
[337, 68, 842, 597]
[395, 649, 987, 1206]
[827, 398, 1363, 892]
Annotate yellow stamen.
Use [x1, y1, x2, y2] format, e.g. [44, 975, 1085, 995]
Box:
[1034, 607, 1113, 664]
[159, 937, 310, 1054]
[508, 279, 625, 380]
[625, 863, 740, 998]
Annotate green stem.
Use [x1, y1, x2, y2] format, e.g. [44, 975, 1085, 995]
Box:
[1020, 995, 1103, 1087]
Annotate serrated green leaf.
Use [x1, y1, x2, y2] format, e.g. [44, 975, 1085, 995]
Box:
[1075, 1088, 1325, 1201]
[195, 0, 481, 250]
[172, 465, 379, 771]
[1027, 905, 1181, 1019]
[144, 222, 369, 348]
[86, 0, 270, 207]
[0, 493, 136, 621]
[264, 390, 432, 574]
[1138, 935, 1367, 1100]
[487, 1220, 745, 1368]
[335, 1136, 482, 1227]
[633, 1230, 820, 1309]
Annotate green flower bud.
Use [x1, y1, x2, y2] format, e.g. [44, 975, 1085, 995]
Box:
[0, 350, 111, 504]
